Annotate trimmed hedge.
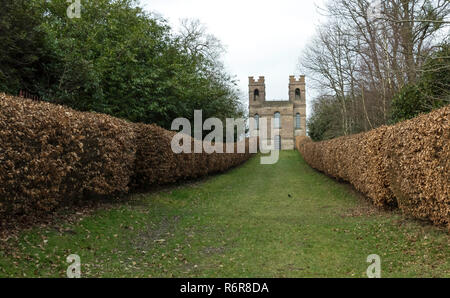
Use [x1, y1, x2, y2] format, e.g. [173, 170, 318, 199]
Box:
[0, 94, 136, 216]
[0, 94, 253, 218]
[297, 105, 449, 228]
[131, 123, 252, 190]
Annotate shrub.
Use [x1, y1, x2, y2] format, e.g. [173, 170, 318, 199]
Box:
[132, 123, 252, 190]
[0, 94, 136, 216]
[297, 105, 449, 228]
[390, 44, 450, 124]
[390, 83, 427, 123]
[0, 94, 253, 219]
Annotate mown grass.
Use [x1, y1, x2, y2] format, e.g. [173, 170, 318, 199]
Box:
[0, 151, 448, 277]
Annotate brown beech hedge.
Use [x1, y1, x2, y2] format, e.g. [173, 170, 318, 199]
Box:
[297, 105, 449, 228]
[0, 94, 253, 218]
[131, 123, 252, 190]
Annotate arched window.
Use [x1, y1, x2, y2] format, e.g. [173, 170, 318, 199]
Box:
[274, 135, 281, 150]
[296, 113, 301, 129]
[295, 88, 301, 100]
[274, 112, 281, 129]
[254, 114, 260, 130]
[254, 89, 259, 101]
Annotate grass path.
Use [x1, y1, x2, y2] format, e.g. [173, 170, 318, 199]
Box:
[0, 151, 448, 277]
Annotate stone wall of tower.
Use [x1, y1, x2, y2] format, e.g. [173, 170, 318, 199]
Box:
[250, 101, 295, 150]
[289, 76, 307, 137]
[249, 75, 307, 150]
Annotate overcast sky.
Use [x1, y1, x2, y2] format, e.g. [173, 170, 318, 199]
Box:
[142, 0, 326, 115]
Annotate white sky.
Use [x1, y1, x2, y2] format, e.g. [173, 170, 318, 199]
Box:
[141, 0, 326, 115]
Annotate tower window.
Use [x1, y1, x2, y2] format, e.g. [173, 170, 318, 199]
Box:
[295, 88, 301, 100]
[254, 89, 259, 101]
[254, 114, 260, 130]
[274, 135, 281, 150]
[296, 113, 301, 129]
[274, 112, 281, 129]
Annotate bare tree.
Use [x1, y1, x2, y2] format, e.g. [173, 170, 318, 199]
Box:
[301, 0, 449, 138]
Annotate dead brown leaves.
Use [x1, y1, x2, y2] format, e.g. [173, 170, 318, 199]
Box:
[297, 105, 450, 229]
[0, 94, 253, 225]
[131, 123, 252, 191]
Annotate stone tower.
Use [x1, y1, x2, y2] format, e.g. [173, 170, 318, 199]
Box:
[289, 75, 307, 139]
[249, 75, 307, 150]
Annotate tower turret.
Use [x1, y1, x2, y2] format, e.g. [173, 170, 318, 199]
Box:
[249, 76, 266, 105]
[288, 75, 306, 103]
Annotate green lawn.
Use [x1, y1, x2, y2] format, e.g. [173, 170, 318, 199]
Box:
[0, 151, 448, 277]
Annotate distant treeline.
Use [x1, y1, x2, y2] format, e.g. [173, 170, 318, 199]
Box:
[0, 0, 245, 131]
